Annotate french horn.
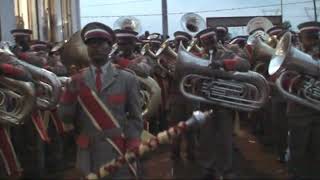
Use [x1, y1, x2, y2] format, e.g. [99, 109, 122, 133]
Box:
[176, 44, 269, 112]
[268, 32, 320, 111]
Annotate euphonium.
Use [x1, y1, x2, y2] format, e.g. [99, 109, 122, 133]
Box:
[0, 48, 61, 110]
[268, 32, 320, 111]
[176, 44, 269, 112]
[247, 31, 276, 75]
[0, 76, 36, 125]
[247, 31, 276, 60]
[155, 39, 178, 75]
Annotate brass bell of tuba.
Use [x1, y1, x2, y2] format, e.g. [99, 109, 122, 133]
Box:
[114, 16, 142, 33]
[181, 13, 206, 36]
[60, 31, 90, 73]
[155, 39, 178, 76]
[268, 32, 320, 111]
[136, 75, 162, 119]
[176, 44, 270, 112]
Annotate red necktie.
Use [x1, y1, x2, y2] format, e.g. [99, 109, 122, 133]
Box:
[95, 67, 102, 92]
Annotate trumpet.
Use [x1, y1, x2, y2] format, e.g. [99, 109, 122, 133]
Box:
[176, 44, 269, 112]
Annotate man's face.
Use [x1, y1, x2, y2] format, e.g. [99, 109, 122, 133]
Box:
[299, 31, 320, 49]
[200, 34, 217, 50]
[86, 38, 111, 64]
[117, 38, 135, 53]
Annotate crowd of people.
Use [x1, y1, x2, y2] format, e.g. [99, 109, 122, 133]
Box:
[0, 15, 319, 179]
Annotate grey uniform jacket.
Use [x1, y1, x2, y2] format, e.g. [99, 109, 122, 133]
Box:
[58, 62, 143, 176]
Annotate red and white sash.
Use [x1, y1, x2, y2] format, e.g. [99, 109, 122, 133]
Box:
[77, 83, 137, 177]
[0, 127, 22, 176]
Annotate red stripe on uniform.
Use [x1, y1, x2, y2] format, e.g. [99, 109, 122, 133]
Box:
[79, 84, 118, 130]
[51, 109, 65, 135]
[31, 111, 50, 142]
[223, 58, 238, 71]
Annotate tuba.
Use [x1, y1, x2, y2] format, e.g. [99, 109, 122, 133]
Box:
[0, 76, 36, 125]
[268, 32, 320, 111]
[155, 39, 178, 76]
[0, 42, 36, 124]
[176, 44, 269, 112]
[0, 45, 61, 110]
[181, 13, 206, 36]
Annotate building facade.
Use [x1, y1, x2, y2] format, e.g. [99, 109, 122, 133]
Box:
[0, 0, 81, 42]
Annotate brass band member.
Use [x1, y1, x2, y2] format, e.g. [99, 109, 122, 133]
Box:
[58, 22, 143, 179]
[168, 31, 196, 162]
[113, 29, 151, 78]
[46, 43, 68, 76]
[10, 29, 32, 54]
[287, 21, 320, 178]
[266, 26, 289, 163]
[195, 27, 250, 179]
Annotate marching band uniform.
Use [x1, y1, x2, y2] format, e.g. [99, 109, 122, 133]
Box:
[10, 29, 32, 53]
[266, 26, 289, 163]
[46, 42, 68, 76]
[0, 52, 33, 177]
[59, 22, 143, 178]
[287, 21, 320, 178]
[113, 29, 151, 78]
[146, 33, 169, 132]
[168, 31, 196, 161]
[195, 28, 250, 179]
